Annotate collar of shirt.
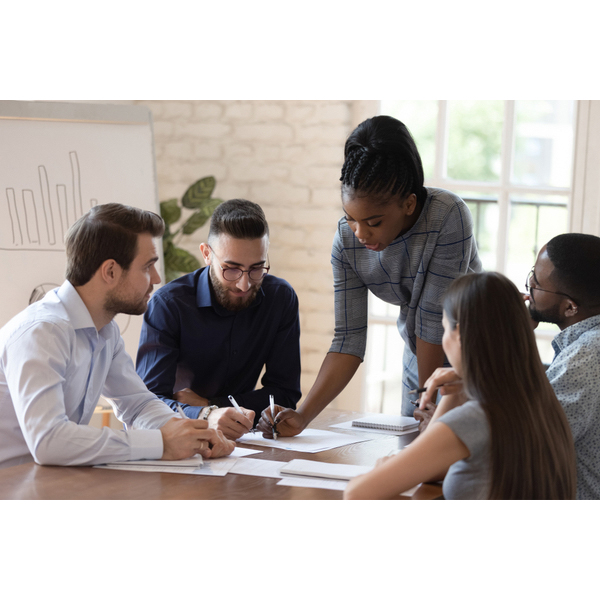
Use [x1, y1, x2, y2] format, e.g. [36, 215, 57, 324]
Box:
[552, 314, 600, 356]
[195, 266, 265, 316]
[55, 280, 110, 344]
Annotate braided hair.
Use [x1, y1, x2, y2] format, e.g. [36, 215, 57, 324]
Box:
[340, 116, 427, 206]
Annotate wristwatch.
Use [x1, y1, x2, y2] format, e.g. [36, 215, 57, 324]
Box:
[200, 405, 219, 420]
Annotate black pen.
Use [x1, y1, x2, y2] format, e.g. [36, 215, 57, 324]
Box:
[408, 386, 429, 395]
[408, 381, 461, 395]
[411, 398, 437, 408]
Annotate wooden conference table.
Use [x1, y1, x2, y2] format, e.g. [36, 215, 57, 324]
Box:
[0, 409, 443, 500]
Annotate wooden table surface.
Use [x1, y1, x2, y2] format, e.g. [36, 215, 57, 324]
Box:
[0, 409, 443, 500]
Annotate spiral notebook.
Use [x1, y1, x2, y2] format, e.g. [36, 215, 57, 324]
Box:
[351, 414, 419, 432]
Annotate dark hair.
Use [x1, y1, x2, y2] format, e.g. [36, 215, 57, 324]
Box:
[65, 203, 164, 286]
[546, 233, 600, 308]
[443, 272, 576, 500]
[208, 199, 269, 242]
[340, 115, 427, 206]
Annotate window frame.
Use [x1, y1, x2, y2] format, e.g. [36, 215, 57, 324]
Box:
[362, 99, 598, 413]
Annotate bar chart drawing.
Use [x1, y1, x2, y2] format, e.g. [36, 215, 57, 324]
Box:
[3, 151, 98, 251]
[0, 100, 159, 361]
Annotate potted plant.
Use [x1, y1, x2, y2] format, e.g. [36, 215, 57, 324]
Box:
[160, 176, 222, 282]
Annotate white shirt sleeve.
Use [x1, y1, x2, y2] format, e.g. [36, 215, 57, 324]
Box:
[2, 319, 172, 467]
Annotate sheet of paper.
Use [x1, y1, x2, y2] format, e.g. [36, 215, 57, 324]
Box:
[277, 477, 419, 496]
[331, 420, 420, 438]
[277, 477, 348, 491]
[94, 464, 200, 474]
[192, 456, 238, 476]
[280, 458, 372, 480]
[101, 454, 204, 467]
[237, 428, 371, 453]
[230, 446, 262, 458]
[94, 451, 249, 476]
[402, 485, 418, 497]
[228, 457, 288, 478]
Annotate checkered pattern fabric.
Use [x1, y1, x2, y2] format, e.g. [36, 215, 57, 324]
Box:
[329, 188, 482, 359]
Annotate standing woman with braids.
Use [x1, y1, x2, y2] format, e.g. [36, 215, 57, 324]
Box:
[344, 272, 576, 500]
[258, 115, 481, 438]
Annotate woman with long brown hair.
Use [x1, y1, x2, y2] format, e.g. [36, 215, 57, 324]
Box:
[344, 271, 576, 500]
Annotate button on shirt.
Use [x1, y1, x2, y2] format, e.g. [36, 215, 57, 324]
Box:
[136, 268, 301, 420]
[547, 314, 600, 500]
[0, 281, 176, 469]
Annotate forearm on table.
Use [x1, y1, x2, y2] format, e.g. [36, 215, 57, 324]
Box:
[297, 352, 362, 423]
[345, 422, 468, 499]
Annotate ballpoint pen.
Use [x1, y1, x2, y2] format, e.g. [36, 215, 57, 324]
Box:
[269, 394, 278, 440]
[408, 381, 461, 395]
[410, 398, 436, 408]
[408, 386, 429, 395]
[176, 405, 188, 419]
[228, 395, 256, 433]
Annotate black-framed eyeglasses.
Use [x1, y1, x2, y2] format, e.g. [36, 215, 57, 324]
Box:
[525, 268, 575, 302]
[209, 246, 270, 282]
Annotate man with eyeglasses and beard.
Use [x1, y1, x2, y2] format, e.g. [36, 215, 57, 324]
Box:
[524, 233, 600, 499]
[136, 199, 301, 441]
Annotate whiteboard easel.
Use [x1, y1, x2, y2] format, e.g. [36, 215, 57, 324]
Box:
[0, 100, 162, 362]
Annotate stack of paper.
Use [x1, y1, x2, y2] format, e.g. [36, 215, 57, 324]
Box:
[95, 455, 203, 474]
[270, 458, 372, 491]
[94, 447, 260, 476]
[280, 458, 372, 480]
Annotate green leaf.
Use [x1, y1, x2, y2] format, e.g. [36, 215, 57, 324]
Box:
[164, 246, 201, 274]
[181, 176, 216, 209]
[160, 198, 181, 226]
[181, 198, 222, 234]
[164, 267, 180, 283]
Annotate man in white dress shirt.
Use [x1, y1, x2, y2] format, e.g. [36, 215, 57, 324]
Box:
[0, 203, 234, 469]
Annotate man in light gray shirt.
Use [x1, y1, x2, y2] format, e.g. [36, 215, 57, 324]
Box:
[526, 233, 600, 499]
[0, 203, 233, 469]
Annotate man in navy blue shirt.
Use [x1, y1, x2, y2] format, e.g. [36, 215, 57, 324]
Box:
[136, 199, 301, 440]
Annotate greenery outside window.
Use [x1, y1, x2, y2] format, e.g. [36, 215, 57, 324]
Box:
[365, 100, 577, 414]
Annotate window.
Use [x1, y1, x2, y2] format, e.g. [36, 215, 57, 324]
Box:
[364, 100, 577, 414]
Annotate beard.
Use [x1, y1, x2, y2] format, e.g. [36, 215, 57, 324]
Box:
[104, 286, 151, 317]
[528, 302, 564, 327]
[209, 267, 260, 312]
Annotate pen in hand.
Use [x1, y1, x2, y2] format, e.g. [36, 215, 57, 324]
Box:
[269, 394, 278, 440]
[408, 386, 430, 395]
[409, 380, 462, 395]
[228, 395, 255, 433]
[176, 405, 188, 419]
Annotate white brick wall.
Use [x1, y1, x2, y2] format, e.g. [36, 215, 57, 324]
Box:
[127, 100, 378, 409]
